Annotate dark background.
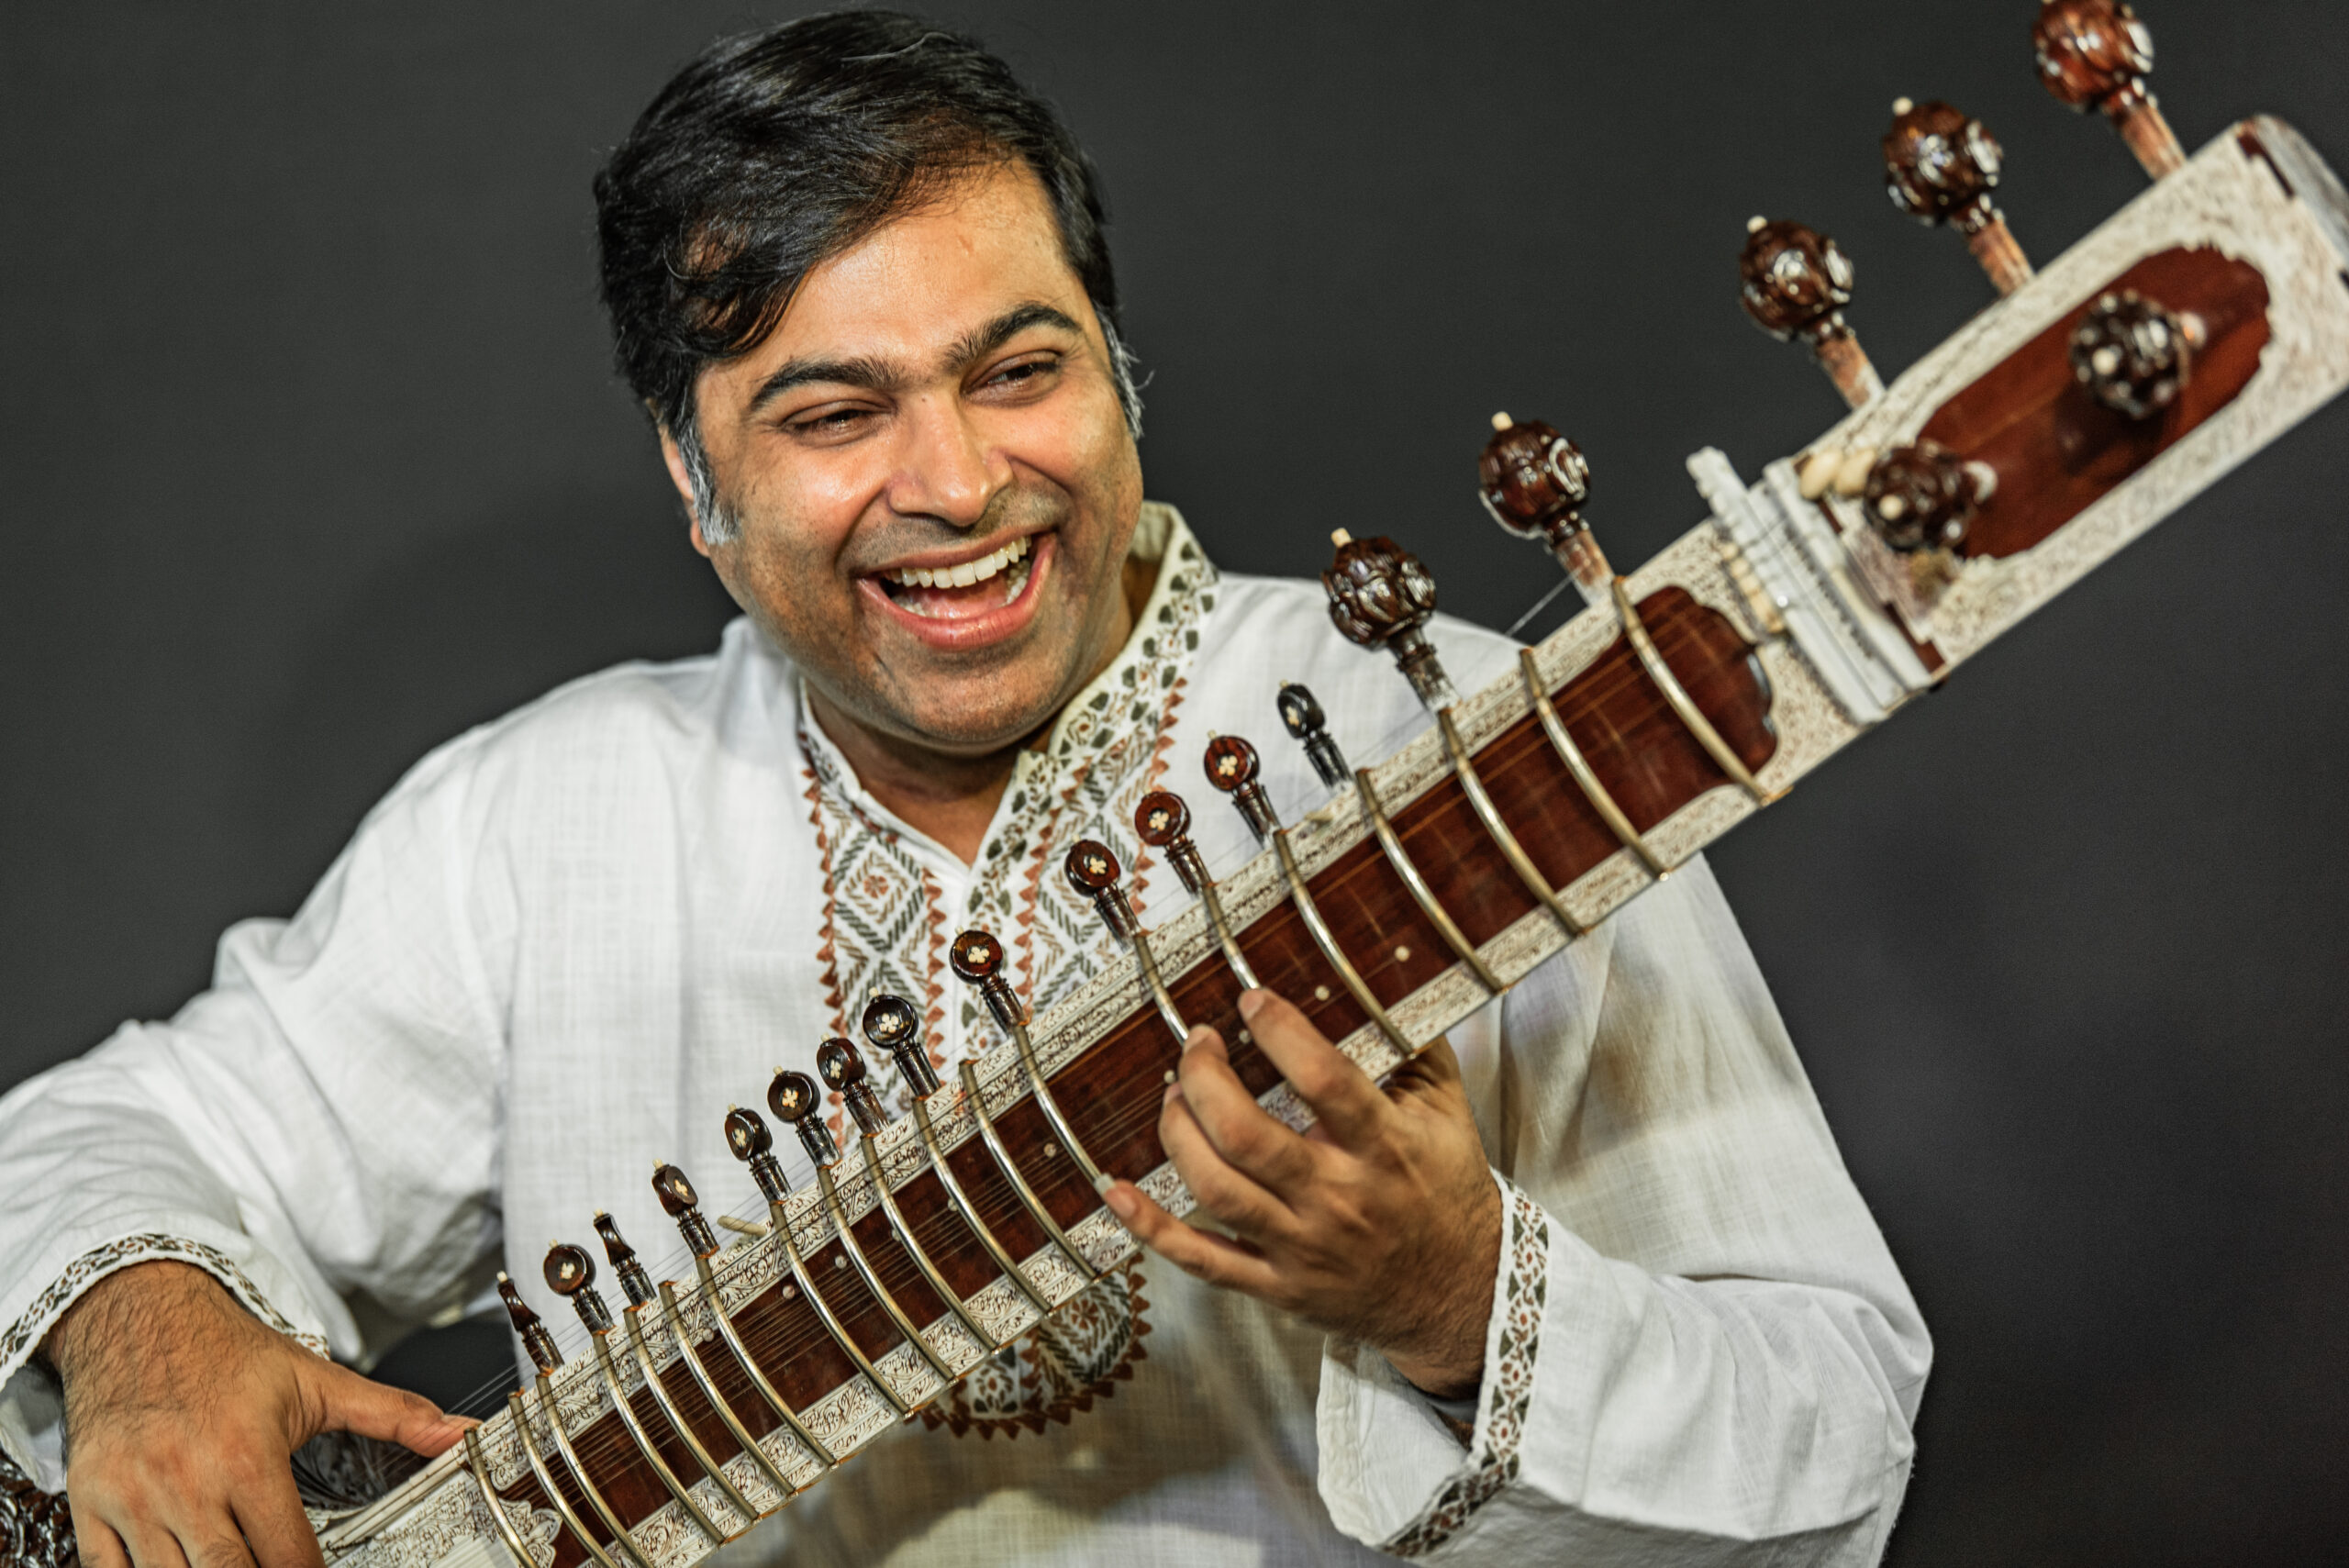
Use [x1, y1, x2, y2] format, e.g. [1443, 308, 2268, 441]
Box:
[6, 2, 2344, 1562]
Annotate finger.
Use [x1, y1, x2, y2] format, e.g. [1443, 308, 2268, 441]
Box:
[1173, 1028, 1318, 1192]
[1159, 1081, 1298, 1243]
[72, 1511, 132, 1568]
[1098, 1180, 1284, 1299]
[177, 1526, 257, 1568]
[117, 1522, 195, 1568]
[306, 1362, 470, 1457]
[1386, 1034, 1467, 1106]
[1236, 987, 1389, 1145]
[230, 1468, 327, 1568]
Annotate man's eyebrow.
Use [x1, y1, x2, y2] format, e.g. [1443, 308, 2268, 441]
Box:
[747, 353, 904, 416]
[943, 302, 1084, 371]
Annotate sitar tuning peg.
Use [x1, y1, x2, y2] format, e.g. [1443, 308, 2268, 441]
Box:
[2070, 288, 2201, 417]
[1739, 219, 1885, 410]
[817, 1039, 888, 1137]
[1884, 98, 2034, 296]
[2033, 0, 2185, 179]
[496, 1270, 562, 1373]
[1063, 839, 1141, 942]
[1203, 733, 1281, 843]
[765, 1071, 836, 1168]
[542, 1240, 612, 1334]
[949, 928, 1028, 1035]
[1477, 416, 1612, 606]
[592, 1210, 655, 1307]
[725, 1103, 794, 1199]
[862, 992, 939, 1097]
[651, 1160, 718, 1257]
[1276, 682, 1350, 791]
[1135, 788, 1263, 991]
[1321, 529, 1459, 709]
[1862, 439, 1998, 553]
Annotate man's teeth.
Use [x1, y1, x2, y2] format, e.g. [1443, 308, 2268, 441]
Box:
[883, 535, 1031, 590]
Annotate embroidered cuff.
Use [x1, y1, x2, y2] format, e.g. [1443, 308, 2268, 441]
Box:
[0, 1232, 330, 1490]
[1314, 1173, 1551, 1558]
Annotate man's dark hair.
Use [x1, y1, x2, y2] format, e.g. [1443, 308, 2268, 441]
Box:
[594, 10, 1138, 541]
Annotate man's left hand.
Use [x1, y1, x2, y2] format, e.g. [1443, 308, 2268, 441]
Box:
[1100, 985, 1504, 1399]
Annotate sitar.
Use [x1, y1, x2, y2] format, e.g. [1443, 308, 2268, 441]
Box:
[7, 5, 2345, 1564]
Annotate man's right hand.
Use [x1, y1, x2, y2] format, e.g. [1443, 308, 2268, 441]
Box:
[43, 1260, 472, 1568]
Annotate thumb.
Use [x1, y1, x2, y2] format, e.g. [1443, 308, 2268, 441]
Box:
[302, 1359, 475, 1458]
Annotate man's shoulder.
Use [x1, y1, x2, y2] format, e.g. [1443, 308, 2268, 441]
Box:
[384, 618, 793, 805]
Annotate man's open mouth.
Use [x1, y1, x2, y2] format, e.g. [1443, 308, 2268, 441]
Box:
[873, 534, 1034, 619]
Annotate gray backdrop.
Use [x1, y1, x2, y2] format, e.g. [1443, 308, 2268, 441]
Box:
[5, 3, 2344, 1562]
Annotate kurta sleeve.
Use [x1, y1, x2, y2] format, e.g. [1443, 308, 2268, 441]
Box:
[0, 735, 515, 1491]
[1314, 856, 1930, 1563]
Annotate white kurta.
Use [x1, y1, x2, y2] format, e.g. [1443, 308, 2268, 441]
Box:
[0, 505, 1928, 1564]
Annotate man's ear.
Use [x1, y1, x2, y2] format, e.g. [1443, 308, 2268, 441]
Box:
[655, 424, 718, 559]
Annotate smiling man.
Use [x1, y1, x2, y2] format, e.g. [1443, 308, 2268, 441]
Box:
[0, 12, 1928, 1568]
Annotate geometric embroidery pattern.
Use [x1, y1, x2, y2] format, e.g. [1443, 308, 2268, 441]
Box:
[1385, 1180, 1551, 1558]
[795, 506, 1217, 1438]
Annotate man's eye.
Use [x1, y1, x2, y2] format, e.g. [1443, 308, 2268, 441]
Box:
[791, 407, 871, 435]
[984, 357, 1057, 390]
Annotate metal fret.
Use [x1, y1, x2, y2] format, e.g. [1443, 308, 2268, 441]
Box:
[860, 1133, 1008, 1346]
[908, 1095, 1055, 1312]
[619, 1307, 767, 1521]
[1129, 928, 1191, 1044]
[815, 1163, 958, 1383]
[1005, 1021, 1112, 1191]
[1193, 872, 1263, 991]
[1353, 768, 1503, 994]
[1272, 827, 1415, 1056]
[507, 1388, 626, 1568]
[737, 1213, 910, 1415]
[646, 1287, 809, 1495]
[462, 1428, 539, 1568]
[588, 1335, 727, 1543]
[1435, 708, 1586, 940]
[663, 1275, 838, 1468]
[1611, 576, 1774, 804]
[1518, 646, 1673, 880]
[531, 1373, 653, 1568]
[958, 1060, 1092, 1275]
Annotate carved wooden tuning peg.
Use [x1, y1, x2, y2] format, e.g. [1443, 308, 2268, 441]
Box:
[1276, 682, 1350, 791]
[1063, 840, 1141, 942]
[817, 1040, 888, 1137]
[1322, 529, 1458, 708]
[862, 991, 939, 1097]
[1476, 416, 1612, 606]
[2033, 0, 2185, 179]
[1885, 98, 2034, 296]
[1136, 787, 1262, 991]
[949, 928, 1027, 1035]
[2070, 288, 2201, 417]
[496, 1270, 562, 1373]
[591, 1211, 656, 1307]
[1203, 733, 1281, 842]
[651, 1160, 719, 1257]
[723, 1103, 795, 1200]
[543, 1241, 613, 1333]
[1739, 218, 1885, 410]
[1863, 439, 1998, 552]
[766, 1071, 837, 1168]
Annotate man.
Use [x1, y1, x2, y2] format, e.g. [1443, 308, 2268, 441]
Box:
[0, 13, 1928, 1567]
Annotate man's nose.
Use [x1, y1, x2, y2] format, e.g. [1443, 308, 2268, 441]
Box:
[885, 391, 1008, 528]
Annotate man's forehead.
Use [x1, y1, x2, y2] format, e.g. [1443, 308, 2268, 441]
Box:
[725, 162, 1087, 389]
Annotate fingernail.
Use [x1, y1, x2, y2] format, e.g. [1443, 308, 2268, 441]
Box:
[1183, 1024, 1215, 1051]
[1237, 987, 1269, 1020]
[1101, 1183, 1138, 1220]
[1092, 1171, 1116, 1195]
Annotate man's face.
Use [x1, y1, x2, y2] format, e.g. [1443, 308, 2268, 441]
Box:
[672, 161, 1144, 757]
